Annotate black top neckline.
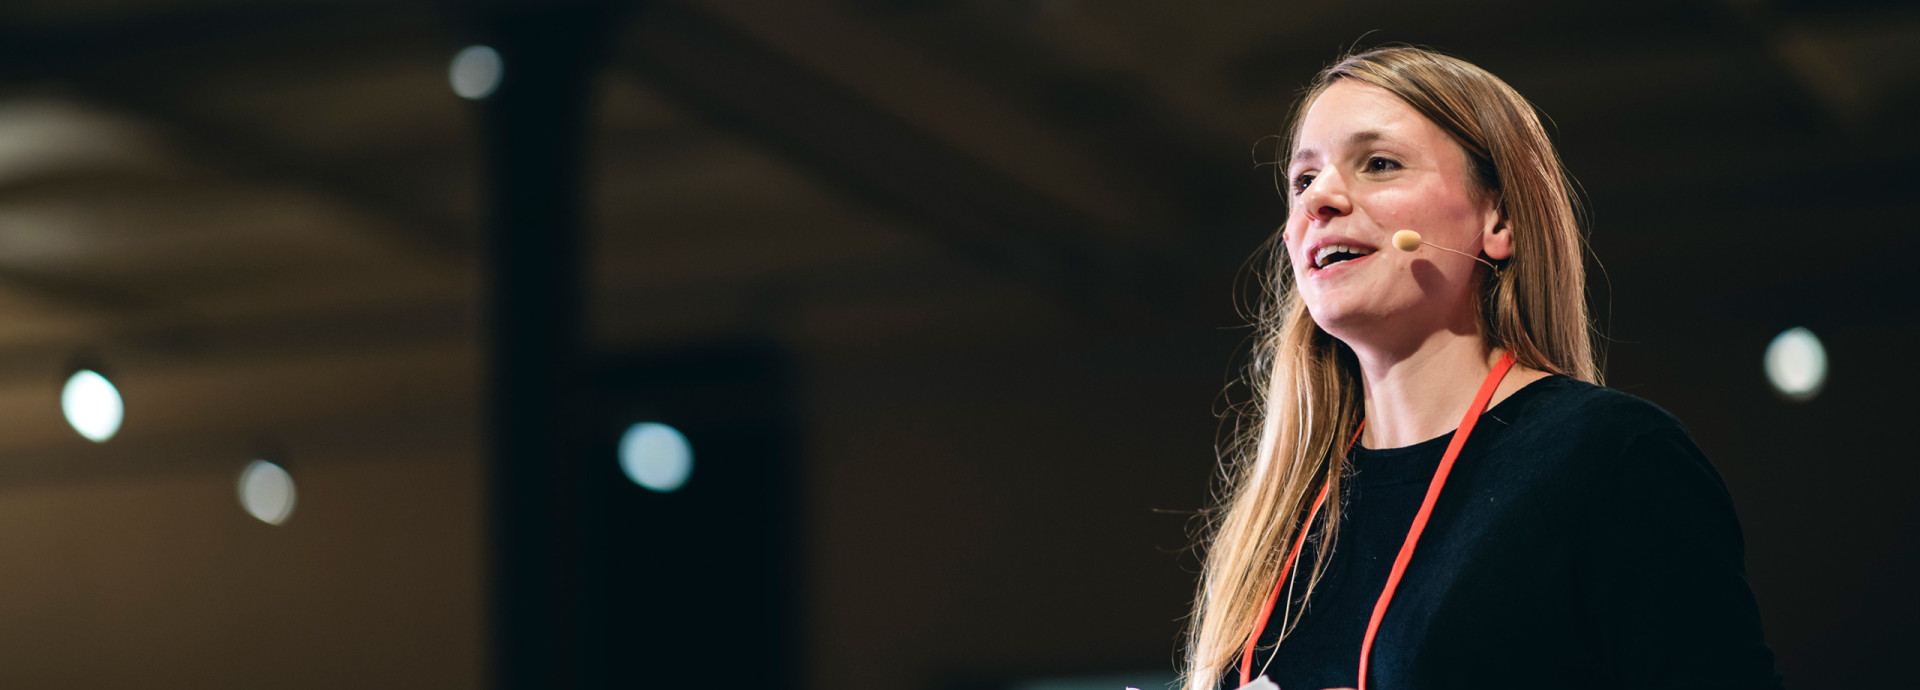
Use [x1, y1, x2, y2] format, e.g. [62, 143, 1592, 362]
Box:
[1351, 373, 1569, 459]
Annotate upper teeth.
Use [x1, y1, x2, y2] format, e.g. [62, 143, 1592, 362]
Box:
[1314, 245, 1371, 269]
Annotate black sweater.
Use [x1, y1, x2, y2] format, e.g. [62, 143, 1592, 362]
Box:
[1224, 376, 1782, 690]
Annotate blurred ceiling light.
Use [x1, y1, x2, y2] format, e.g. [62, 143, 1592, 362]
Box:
[450, 45, 504, 100]
[619, 422, 693, 493]
[61, 368, 123, 442]
[1764, 327, 1827, 402]
[238, 459, 297, 525]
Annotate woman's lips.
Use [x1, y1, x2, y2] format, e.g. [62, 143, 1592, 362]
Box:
[1308, 251, 1375, 278]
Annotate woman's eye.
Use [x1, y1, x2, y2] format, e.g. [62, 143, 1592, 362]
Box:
[1290, 173, 1315, 195]
[1366, 156, 1401, 172]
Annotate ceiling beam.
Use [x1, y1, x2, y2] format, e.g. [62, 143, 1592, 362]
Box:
[0, 3, 475, 261]
[620, 1, 1211, 319]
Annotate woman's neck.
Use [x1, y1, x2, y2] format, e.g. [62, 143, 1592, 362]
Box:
[1354, 333, 1546, 449]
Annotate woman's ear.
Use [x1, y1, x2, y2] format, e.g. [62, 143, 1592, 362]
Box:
[1480, 207, 1514, 261]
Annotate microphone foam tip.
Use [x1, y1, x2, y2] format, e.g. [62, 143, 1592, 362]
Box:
[1392, 230, 1423, 252]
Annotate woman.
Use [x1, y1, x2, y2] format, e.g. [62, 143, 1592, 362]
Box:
[1184, 46, 1781, 690]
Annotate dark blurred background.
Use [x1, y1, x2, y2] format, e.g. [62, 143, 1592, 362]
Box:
[0, 0, 1911, 688]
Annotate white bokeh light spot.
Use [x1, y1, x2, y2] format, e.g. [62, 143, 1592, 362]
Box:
[238, 460, 297, 526]
[619, 422, 693, 493]
[449, 45, 503, 100]
[1764, 327, 1827, 402]
[61, 369, 123, 442]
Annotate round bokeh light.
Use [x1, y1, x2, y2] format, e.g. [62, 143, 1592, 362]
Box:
[619, 422, 693, 493]
[238, 459, 297, 526]
[449, 45, 503, 100]
[61, 369, 123, 442]
[1764, 327, 1827, 402]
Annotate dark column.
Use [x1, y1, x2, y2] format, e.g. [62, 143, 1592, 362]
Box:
[583, 343, 802, 689]
[474, 4, 611, 688]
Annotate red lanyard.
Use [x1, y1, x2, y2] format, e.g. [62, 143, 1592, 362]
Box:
[1239, 351, 1516, 689]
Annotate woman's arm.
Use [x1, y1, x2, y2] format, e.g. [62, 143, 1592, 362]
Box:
[1579, 426, 1783, 689]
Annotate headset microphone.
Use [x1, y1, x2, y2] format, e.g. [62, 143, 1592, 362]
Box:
[1391, 230, 1497, 270]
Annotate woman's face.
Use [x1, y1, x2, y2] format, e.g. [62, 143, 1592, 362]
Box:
[1282, 80, 1511, 351]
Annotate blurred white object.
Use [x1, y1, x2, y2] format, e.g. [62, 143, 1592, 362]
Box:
[62, 368, 123, 442]
[619, 421, 694, 492]
[1237, 677, 1280, 690]
[450, 45, 504, 100]
[238, 459, 297, 525]
[1764, 326, 1826, 401]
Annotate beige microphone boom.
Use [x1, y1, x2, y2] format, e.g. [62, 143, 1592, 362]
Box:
[1391, 230, 1496, 270]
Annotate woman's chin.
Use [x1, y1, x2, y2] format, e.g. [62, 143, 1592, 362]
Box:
[1306, 302, 1385, 334]
[1308, 303, 1422, 347]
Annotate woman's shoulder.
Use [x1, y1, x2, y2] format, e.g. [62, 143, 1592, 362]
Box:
[1484, 375, 1713, 487]
[1502, 375, 1691, 444]
[1484, 376, 1729, 509]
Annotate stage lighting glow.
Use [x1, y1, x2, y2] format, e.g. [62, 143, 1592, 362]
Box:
[238, 460, 297, 525]
[1764, 327, 1826, 401]
[450, 45, 503, 100]
[619, 422, 693, 493]
[61, 369, 123, 442]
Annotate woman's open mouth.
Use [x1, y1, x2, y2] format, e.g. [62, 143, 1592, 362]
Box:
[1309, 244, 1376, 274]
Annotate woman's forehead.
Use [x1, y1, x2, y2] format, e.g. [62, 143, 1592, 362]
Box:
[1292, 81, 1442, 164]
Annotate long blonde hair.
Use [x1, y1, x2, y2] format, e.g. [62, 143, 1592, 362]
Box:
[1183, 45, 1601, 690]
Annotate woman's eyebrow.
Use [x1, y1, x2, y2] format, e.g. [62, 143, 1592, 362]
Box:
[1348, 129, 1392, 149]
[1291, 130, 1393, 166]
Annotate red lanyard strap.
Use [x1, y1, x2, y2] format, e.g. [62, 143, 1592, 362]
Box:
[1238, 458, 1338, 688]
[1238, 352, 1516, 689]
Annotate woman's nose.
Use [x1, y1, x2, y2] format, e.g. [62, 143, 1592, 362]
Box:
[1299, 174, 1350, 222]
